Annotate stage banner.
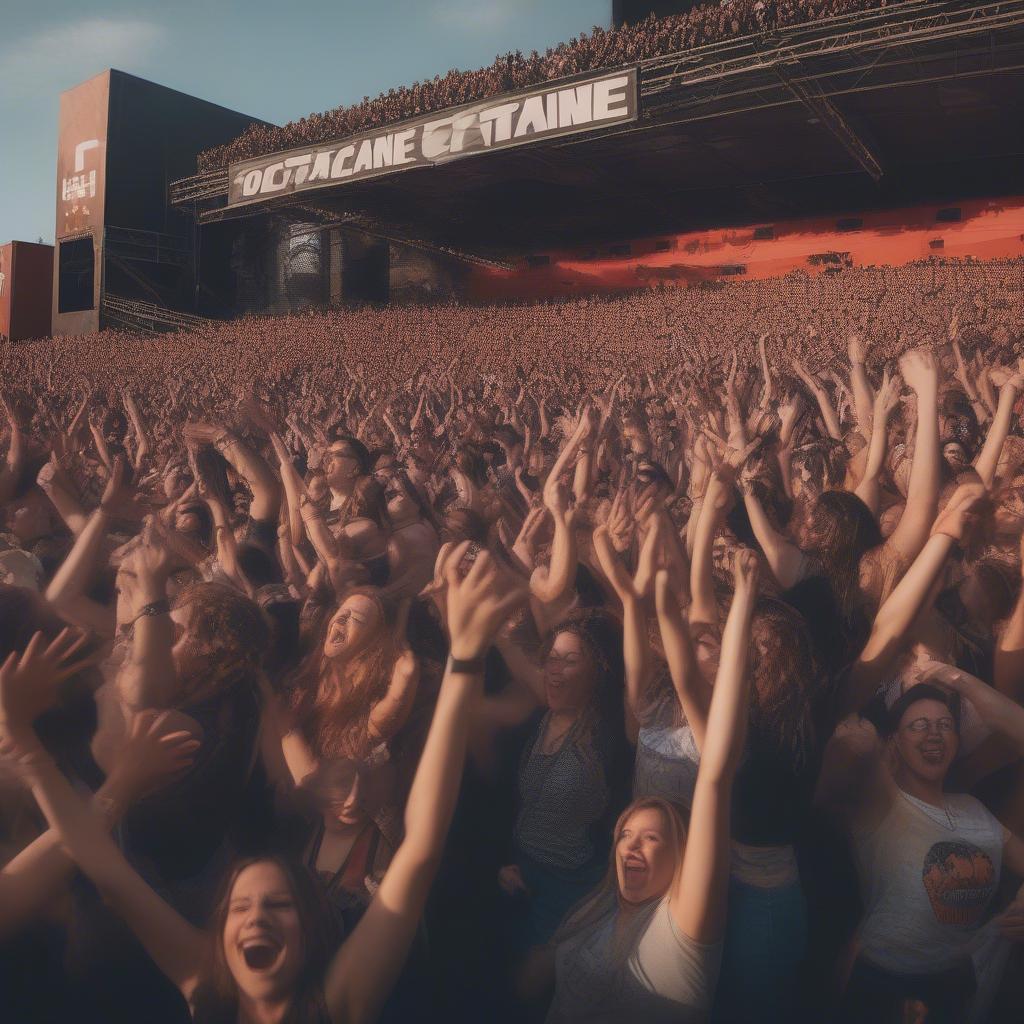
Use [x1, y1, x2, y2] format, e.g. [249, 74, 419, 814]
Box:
[227, 68, 638, 207]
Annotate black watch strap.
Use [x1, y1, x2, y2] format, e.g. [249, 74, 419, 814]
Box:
[447, 655, 486, 675]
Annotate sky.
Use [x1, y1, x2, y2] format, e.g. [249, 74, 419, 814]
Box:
[0, 0, 611, 245]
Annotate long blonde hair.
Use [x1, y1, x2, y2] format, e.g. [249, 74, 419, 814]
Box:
[552, 797, 687, 964]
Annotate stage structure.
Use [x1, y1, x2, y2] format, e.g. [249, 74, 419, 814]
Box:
[52, 70, 269, 335]
[0, 242, 53, 342]
[160, 0, 1024, 313]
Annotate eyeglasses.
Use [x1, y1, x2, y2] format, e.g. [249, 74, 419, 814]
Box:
[325, 448, 358, 463]
[904, 717, 956, 734]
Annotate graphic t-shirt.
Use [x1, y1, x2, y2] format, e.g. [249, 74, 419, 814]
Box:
[854, 788, 1005, 974]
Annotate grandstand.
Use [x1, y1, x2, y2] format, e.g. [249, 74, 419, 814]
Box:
[160, 0, 1024, 316]
[22, 0, 1024, 329]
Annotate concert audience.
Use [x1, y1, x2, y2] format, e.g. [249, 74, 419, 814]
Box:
[1, 256, 1024, 1022]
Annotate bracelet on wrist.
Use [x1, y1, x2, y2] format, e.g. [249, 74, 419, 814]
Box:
[447, 653, 486, 675]
[132, 598, 170, 624]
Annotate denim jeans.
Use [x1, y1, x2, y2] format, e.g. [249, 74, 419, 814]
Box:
[712, 876, 808, 1023]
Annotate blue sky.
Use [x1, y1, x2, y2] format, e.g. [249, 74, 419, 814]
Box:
[0, 1, 610, 244]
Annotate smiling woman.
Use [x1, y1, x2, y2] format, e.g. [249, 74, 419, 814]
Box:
[1, 546, 527, 1024]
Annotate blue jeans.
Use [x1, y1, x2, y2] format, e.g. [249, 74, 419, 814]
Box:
[712, 876, 807, 1023]
[507, 850, 605, 951]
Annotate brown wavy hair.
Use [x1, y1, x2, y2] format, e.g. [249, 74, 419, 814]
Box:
[289, 588, 400, 761]
[171, 583, 268, 706]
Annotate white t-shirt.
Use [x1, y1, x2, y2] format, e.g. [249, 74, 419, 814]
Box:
[855, 788, 1005, 975]
[547, 896, 722, 1024]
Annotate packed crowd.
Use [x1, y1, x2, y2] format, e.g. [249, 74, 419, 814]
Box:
[197, 0, 893, 173]
[1, 257, 1024, 1023]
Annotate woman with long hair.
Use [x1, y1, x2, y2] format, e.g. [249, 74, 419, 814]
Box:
[544, 550, 760, 1022]
[0, 544, 526, 1024]
[742, 349, 942, 664]
[286, 589, 418, 767]
[489, 609, 628, 961]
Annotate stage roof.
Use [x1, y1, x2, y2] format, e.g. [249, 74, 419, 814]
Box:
[171, 0, 1024, 258]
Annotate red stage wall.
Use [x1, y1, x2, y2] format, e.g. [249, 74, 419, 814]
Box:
[465, 196, 1024, 301]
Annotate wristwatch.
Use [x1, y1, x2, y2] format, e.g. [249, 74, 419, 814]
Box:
[447, 654, 486, 675]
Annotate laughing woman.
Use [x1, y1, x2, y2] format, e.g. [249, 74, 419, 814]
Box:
[0, 545, 525, 1024]
[543, 549, 761, 1024]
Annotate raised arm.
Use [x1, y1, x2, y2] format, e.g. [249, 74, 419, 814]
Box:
[324, 549, 525, 1024]
[883, 349, 940, 567]
[0, 706, 197, 941]
[654, 569, 711, 749]
[996, 529, 1024, 702]
[853, 367, 900, 518]
[672, 550, 758, 943]
[0, 634, 205, 999]
[842, 483, 985, 714]
[739, 473, 804, 591]
[847, 334, 875, 440]
[791, 354, 843, 441]
[973, 362, 1024, 489]
[530, 476, 578, 607]
[690, 470, 733, 625]
[366, 603, 420, 744]
[122, 390, 151, 472]
[593, 521, 652, 741]
[115, 521, 178, 711]
[0, 392, 26, 506]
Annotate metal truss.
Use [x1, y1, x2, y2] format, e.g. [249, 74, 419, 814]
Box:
[168, 0, 1024, 207]
[101, 294, 212, 334]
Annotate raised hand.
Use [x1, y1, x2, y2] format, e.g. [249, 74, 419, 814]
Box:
[0, 629, 99, 737]
[897, 348, 939, 394]
[733, 546, 761, 596]
[873, 367, 901, 420]
[930, 481, 987, 544]
[848, 333, 868, 365]
[100, 454, 134, 513]
[182, 421, 224, 446]
[830, 714, 882, 759]
[444, 544, 527, 660]
[109, 710, 201, 800]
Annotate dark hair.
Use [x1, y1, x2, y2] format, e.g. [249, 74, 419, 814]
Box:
[172, 583, 268, 706]
[807, 490, 883, 623]
[441, 507, 489, 545]
[492, 424, 524, 449]
[237, 542, 284, 588]
[881, 683, 961, 738]
[329, 433, 371, 477]
[339, 476, 388, 532]
[192, 854, 336, 1024]
[748, 597, 822, 768]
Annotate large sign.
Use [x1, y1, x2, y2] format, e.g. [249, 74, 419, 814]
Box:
[228, 68, 638, 207]
[56, 72, 108, 240]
